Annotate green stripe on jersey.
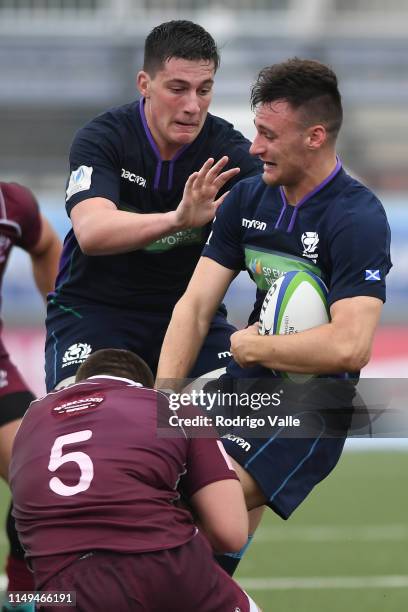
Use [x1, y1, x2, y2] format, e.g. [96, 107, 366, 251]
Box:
[245, 247, 322, 291]
[144, 228, 203, 252]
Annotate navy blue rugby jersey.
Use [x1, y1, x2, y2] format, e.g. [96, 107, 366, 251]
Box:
[204, 161, 392, 327]
[52, 99, 262, 311]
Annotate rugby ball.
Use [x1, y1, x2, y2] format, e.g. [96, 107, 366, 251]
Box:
[259, 270, 329, 382]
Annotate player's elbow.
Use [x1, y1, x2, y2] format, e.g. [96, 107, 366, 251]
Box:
[72, 213, 104, 256]
[337, 341, 371, 372]
[75, 230, 100, 256]
[192, 481, 249, 553]
[174, 293, 212, 336]
[208, 525, 248, 554]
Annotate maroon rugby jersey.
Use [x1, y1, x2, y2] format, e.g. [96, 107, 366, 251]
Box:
[9, 376, 238, 586]
[0, 182, 42, 351]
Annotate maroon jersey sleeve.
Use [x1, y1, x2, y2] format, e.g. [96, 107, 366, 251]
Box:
[181, 437, 239, 498]
[0, 182, 42, 250]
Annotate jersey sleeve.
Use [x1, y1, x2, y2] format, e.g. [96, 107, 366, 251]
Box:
[65, 118, 123, 216]
[202, 184, 246, 271]
[4, 183, 42, 251]
[327, 191, 392, 305]
[181, 436, 239, 498]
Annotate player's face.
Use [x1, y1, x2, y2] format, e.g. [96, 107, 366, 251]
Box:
[137, 58, 215, 159]
[250, 101, 311, 188]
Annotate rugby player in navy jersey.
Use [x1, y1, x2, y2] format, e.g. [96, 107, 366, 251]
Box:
[44, 20, 262, 392]
[0, 182, 61, 612]
[10, 349, 261, 612]
[157, 58, 392, 573]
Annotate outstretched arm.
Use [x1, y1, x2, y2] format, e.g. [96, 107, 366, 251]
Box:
[71, 157, 239, 255]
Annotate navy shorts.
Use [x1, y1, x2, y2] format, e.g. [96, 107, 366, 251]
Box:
[217, 374, 355, 519]
[37, 535, 256, 612]
[45, 301, 235, 391]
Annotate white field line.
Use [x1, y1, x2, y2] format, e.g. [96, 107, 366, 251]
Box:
[239, 575, 408, 590]
[255, 524, 408, 542]
[3, 574, 407, 592]
[1, 574, 408, 593]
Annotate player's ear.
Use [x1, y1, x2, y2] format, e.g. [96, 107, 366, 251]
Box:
[137, 70, 151, 98]
[306, 124, 326, 149]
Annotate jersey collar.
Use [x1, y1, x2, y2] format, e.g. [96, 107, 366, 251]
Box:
[138, 98, 191, 191]
[88, 375, 143, 387]
[276, 157, 343, 232]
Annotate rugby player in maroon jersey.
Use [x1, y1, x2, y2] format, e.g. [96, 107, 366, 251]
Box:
[0, 181, 61, 612]
[10, 349, 261, 611]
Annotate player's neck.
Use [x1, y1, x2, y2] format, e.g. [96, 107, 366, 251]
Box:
[144, 105, 186, 161]
[283, 152, 338, 206]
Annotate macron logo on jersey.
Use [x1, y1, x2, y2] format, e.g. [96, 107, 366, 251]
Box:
[242, 218, 267, 231]
[121, 169, 147, 188]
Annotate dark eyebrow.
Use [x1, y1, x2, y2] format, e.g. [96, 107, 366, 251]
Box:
[166, 78, 214, 87]
[253, 118, 276, 138]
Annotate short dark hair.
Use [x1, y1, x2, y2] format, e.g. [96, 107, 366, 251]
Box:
[143, 20, 220, 75]
[75, 349, 154, 388]
[251, 58, 343, 139]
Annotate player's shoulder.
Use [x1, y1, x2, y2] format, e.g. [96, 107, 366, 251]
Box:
[206, 112, 248, 149]
[226, 173, 268, 205]
[73, 100, 140, 146]
[206, 113, 256, 160]
[215, 174, 268, 227]
[0, 181, 36, 204]
[0, 181, 39, 216]
[329, 170, 388, 223]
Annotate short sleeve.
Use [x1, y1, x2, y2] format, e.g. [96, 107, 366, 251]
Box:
[181, 436, 239, 498]
[65, 118, 123, 216]
[202, 185, 246, 271]
[327, 192, 392, 305]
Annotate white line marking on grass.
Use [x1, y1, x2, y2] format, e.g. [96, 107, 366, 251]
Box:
[239, 575, 408, 590]
[2, 574, 407, 593]
[255, 524, 408, 542]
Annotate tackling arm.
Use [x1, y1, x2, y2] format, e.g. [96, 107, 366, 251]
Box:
[231, 296, 383, 374]
[190, 479, 249, 553]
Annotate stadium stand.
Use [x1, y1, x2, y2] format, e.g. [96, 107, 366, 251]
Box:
[0, 0, 407, 191]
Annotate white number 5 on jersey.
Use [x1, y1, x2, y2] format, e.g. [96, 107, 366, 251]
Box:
[48, 430, 94, 497]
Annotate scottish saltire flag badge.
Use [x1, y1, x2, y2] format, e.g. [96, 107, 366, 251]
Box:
[365, 269, 381, 281]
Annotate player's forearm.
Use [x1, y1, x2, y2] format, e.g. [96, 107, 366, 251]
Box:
[75, 207, 183, 255]
[232, 323, 370, 374]
[257, 325, 351, 373]
[31, 251, 60, 300]
[30, 225, 62, 301]
[156, 299, 210, 389]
